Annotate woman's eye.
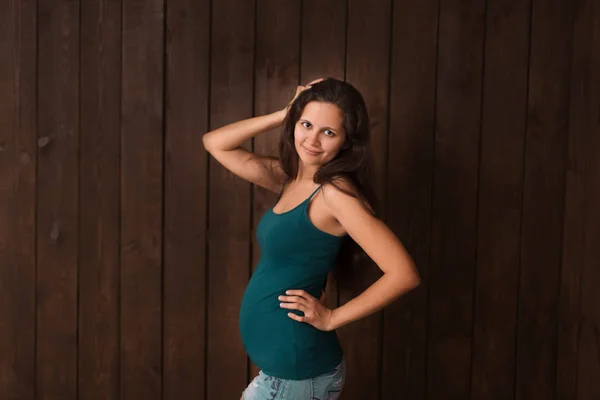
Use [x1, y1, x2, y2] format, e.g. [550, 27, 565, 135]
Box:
[301, 121, 311, 128]
[324, 130, 335, 137]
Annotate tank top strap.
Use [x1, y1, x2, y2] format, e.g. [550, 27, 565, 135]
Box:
[273, 183, 322, 211]
[307, 184, 323, 201]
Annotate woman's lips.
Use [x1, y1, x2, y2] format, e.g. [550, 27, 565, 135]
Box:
[303, 146, 321, 156]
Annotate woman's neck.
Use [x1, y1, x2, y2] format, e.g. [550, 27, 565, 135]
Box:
[295, 162, 318, 183]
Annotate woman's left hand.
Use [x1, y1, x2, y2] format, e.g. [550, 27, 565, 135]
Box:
[278, 290, 334, 331]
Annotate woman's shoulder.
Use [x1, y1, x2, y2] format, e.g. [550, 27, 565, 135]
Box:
[320, 176, 363, 210]
[321, 176, 357, 197]
[321, 176, 375, 215]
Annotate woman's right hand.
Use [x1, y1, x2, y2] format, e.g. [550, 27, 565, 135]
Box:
[283, 78, 325, 113]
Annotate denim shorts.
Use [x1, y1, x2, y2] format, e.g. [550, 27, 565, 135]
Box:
[241, 359, 346, 400]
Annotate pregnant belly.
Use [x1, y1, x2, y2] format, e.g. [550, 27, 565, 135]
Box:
[239, 290, 296, 373]
[238, 280, 343, 379]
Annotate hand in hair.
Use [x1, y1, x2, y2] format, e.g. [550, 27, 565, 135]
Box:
[283, 78, 325, 113]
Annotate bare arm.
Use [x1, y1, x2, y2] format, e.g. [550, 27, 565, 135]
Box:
[202, 110, 288, 192]
[279, 179, 420, 331]
[322, 181, 420, 330]
[203, 79, 324, 192]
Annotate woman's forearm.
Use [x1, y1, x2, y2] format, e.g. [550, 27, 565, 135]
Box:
[328, 271, 420, 331]
[202, 109, 286, 151]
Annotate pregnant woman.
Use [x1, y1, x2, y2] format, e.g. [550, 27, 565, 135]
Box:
[202, 78, 420, 400]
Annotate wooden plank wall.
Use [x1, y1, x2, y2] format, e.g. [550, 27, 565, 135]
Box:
[0, 0, 598, 399]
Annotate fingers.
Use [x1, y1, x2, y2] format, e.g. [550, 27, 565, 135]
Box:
[278, 291, 314, 313]
[301, 78, 324, 92]
[279, 289, 332, 330]
[307, 77, 325, 86]
[297, 78, 324, 94]
[287, 313, 305, 322]
[284, 289, 311, 298]
[279, 301, 307, 312]
[286, 79, 325, 110]
[278, 296, 311, 313]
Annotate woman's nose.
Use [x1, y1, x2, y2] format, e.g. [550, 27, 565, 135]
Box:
[306, 131, 320, 146]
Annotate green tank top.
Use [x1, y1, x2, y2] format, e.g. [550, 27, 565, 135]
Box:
[239, 184, 345, 380]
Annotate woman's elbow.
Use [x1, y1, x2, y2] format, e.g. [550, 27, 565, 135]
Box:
[403, 263, 421, 290]
[201, 133, 213, 152]
[409, 273, 421, 289]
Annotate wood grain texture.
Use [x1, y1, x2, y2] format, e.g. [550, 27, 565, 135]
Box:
[162, 0, 210, 399]
[516, 0, 573, 399]
[382, 0, 438, 398]
[470, 1, 530, 399]
[36, 0, 80, 398]
[120, 0, 165, 398]
[300, 0, 346, 83]
[0, 0, 36, 398]
[427, 0, 485, 398]
[557, 0, 592, 398]
[207, 0, 255, 397]
[78, 0, 121, 399]
[576, 1, 600, 397]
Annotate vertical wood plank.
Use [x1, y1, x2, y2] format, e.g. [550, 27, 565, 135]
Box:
[516, 0, 573, 399]
[382, 0, 438, 398]
[78, 0, 121, 399]
[340, 0, 391, 398]
[120, 0, 165, 397]
[207, 0, 254, 397]
[0, 0, 37, 398]
[300, 0, 346, 82]
[576, 1, 600, 397]
[250, 0, 301, 382]
[163, 0, 210, 398]
[300, 0, 346, 312]
[427, 0, 485, 398]
[557, 0, 591, 398]
[470, 1, 530, 399]
[36, 0, 80, 398]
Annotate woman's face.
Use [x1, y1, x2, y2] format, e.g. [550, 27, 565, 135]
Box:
[294, 101, 346, 166]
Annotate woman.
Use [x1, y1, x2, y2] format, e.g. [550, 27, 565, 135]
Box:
[202, 78, 420, 400]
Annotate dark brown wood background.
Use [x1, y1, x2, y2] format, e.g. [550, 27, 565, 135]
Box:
[1, 0, 598, 399]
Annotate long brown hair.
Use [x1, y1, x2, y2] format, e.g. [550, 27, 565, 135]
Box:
[278, 78, 379, 283]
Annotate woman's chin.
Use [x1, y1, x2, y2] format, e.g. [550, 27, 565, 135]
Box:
[298, 154, 324, 166]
